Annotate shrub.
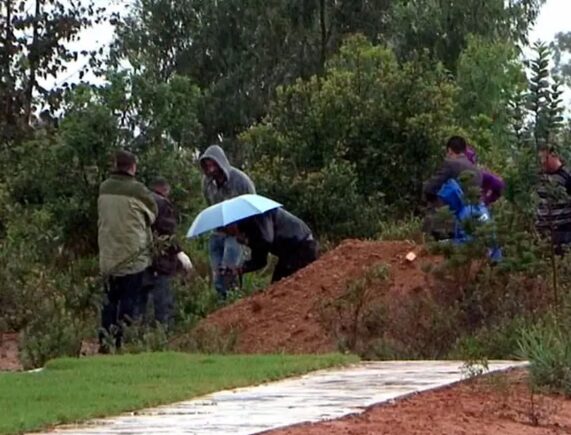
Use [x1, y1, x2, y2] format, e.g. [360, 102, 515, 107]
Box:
[518, 319, 571, 396]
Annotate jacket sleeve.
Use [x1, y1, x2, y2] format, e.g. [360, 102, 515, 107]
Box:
[242, 246, 269, 274]
[423, 162, 454, 200]
[241, 214, 273, 273]
[202, 176, 213, 205]
[153, 199, 176, 236]
[237, 171, 256, 195]
[483, 171, 505, 204]
[563, 170, 571, 195]
[134, 184, 158, 225]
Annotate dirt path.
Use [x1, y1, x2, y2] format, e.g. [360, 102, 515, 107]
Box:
[269, 369, 571, 435]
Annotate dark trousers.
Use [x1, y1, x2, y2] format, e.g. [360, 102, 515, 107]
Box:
[99, 271, 144, 349]
[552, 230, 571, 256]
[140, 269, 174, 328]
[422, 207, 454, 241]
[272, 239, 319, 283]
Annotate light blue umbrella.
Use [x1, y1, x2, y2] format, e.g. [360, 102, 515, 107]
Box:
[187, 194, 282, 238]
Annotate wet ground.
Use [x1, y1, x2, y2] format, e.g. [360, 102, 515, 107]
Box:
[36, 360, 525, 435]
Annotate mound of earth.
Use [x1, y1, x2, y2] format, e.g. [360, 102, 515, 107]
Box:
[195, 240, 442, 354]
[0, 333, 21, 371]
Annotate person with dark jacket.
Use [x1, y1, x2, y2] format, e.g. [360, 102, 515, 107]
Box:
[422, 136, 482, 240]
[424, 136, 482, 200]
[98, 150, 157, 351]
[199, 145, 255, 298]
[140, 177, 192, 327]
[226, 208, 319, 283]
[536, 146, 571, 254]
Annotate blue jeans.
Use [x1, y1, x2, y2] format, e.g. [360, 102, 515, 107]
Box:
[209, 233, 244, 298]
[140, 269, 174, 328]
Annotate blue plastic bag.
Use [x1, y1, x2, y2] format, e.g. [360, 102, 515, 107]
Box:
[437, 179, 502, 262]
[437, 178, 465, 215]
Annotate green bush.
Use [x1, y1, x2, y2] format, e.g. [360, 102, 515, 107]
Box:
[249, 157, 382, 240]
[242, 35, 458, 241]
[518, 319, 571, 396]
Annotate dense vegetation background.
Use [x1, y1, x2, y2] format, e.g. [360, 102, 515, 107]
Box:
[3, 0, 571, 374]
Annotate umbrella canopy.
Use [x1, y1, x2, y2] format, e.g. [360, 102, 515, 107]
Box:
[187, 194, 282, 238]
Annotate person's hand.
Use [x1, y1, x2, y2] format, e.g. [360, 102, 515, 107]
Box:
[177, 252, 193, 273]
[219, 266, 242, 276]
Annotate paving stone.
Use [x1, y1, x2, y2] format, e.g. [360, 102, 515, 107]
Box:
[37, 360, 527, 435]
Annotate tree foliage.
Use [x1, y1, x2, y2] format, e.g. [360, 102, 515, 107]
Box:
[388, 0, 545, 71]
[242, 36, 458, 238]
[2, 0, 571, 364]
[0, 0, 106, 145]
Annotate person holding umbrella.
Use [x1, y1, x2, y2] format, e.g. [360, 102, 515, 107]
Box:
[187, 194, 319, 284]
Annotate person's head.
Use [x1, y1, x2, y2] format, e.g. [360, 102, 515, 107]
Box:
[200, 157, 224, 182]
[221, 223, 241, 237]
[446, 136, 467, 157]
[114, 150, 137, 175]
[538, 145, 563, 173]
[150, 176, 171, 197]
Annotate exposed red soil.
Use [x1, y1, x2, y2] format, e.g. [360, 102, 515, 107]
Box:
[0, 332, 22, 371]
[269, 369, 571, 435]
[197, 240, 441, 354]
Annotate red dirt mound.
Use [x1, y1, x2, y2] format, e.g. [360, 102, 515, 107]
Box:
[0, 332, 22, 371]
[197, 240, 440, 354]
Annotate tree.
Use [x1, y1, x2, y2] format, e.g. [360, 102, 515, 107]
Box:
[387, 0, 545, 71]
[550, 31, 571, 87]
[0, 0, 106, 146]
[528, 41, 564, 148]
[112, 0, 394, 148]
[242, 36, 458, 238]
[454, 35, 526, 164]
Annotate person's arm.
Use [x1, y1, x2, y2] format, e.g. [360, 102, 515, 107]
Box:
[240, 213, 273, 274]
[423, 162, 453, 201]
[153, 199, 177, 235]
[483, 171, 505, 204]
[202, 176, 214, 205]
[241, 246, 269, 274]
[236, 171, 256, 195]
[134, 184, 158, 225]
[563, 170, 571, 196]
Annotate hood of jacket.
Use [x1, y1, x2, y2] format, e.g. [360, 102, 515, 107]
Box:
[199, 145, 231, 182]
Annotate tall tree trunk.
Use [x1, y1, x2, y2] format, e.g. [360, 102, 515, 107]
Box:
[3, 0, 11, 79]
[319, 0, 326, 69]
[2, 0, 14, 143]
[24, 0, 41, 124]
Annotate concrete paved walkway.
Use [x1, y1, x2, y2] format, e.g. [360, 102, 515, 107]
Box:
[38, 360, 526, 435]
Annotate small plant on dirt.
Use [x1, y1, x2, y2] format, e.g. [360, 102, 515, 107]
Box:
[378, 216, 423, 242]
[518, 316, 571, 397]
[457, 337, 490, 378]
[171, 324, 239, 354]
[321, 263, 390, 353]
[461, 359, 489, 379]
[123, 322, 170, 353]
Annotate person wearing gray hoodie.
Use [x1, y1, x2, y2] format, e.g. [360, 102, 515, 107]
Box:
[199, 145, 256, 298]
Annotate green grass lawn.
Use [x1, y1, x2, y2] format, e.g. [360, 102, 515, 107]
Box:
[0, 352, 357, 434]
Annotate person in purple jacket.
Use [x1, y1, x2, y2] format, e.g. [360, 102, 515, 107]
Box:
[465, 146, 505, 205]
